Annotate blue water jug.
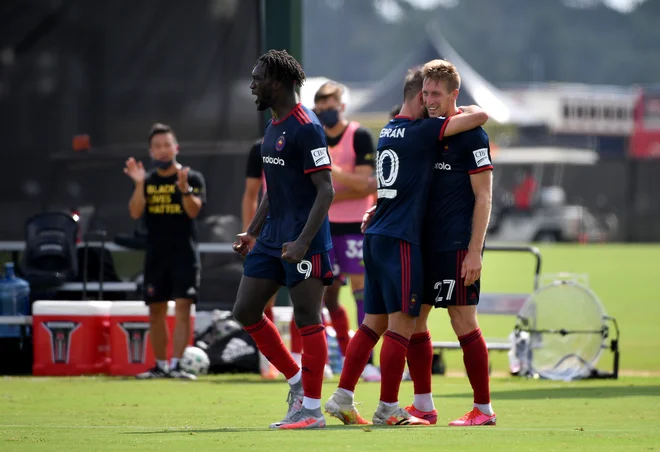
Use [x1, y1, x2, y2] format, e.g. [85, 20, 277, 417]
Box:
[0, 263, 31, 338]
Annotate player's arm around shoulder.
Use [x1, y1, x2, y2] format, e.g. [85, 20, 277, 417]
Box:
[178, 167, 206, 219]
[443, 105, 489, 138]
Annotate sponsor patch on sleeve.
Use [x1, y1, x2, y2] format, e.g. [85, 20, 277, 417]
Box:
[472, 148, 491, 167]
[311, 147, 330, 166]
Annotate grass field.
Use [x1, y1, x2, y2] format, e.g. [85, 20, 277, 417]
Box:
[1, 244, 659, 451]
[347, 244, 660, 374]
[1, 375, 659, 451]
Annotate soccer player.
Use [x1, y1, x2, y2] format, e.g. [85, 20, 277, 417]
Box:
[324, 67, 488, 425]
[313, 81, 380, 381]
[124, 123, 206, 380]
[232, 50, 334, 430]
[403, 59, 496, 426]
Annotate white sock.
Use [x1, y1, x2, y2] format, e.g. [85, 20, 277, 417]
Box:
[170, 358, 179, 369]
[338, 387, 354, 399]
[156, 360, 168, 371]
[287, 370, 302, 386]
[413, 393, 435, 412]
[292, 352, 302, 367]
[302, 397, 321, 410]
[475, 402, 494, 416]
[380, 401, 398, 408]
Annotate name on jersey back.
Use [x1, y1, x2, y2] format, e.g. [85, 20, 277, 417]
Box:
[379, 127, 405, 139]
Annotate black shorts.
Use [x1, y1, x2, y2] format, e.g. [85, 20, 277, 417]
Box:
[423, 249, 480, 308]
[143, 242, 200, 304]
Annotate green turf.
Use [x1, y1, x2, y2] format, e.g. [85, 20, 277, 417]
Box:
[1, 375, 658, 451]
[338, 244, 660, 373]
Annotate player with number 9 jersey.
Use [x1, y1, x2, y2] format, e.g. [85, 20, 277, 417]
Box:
[245, 103, 335, 288]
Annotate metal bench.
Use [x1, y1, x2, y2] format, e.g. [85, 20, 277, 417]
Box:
[431, 245, 542, 374]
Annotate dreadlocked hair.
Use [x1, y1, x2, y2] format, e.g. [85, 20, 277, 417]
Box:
[257, 49, 306, 88]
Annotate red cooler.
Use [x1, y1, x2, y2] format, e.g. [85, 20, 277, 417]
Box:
[32, 301, 112, 376]
[108, 301, 195, 376]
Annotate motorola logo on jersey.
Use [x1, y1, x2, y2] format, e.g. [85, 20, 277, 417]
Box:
[262, 156, 285, 166]
[434, 162, 452, 171]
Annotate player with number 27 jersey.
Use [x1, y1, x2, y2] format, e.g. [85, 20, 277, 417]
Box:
[364, 115, 450, 316]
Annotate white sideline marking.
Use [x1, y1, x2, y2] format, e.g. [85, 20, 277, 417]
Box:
[0, 424, 649, 433]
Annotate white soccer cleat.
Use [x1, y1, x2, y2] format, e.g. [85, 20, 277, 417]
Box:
[361, 364, 382, 382]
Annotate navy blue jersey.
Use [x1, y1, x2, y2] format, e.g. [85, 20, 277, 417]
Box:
[424, 126, 493, 252]
[366, 115, 450, 245]
[256, 103, 333, 257]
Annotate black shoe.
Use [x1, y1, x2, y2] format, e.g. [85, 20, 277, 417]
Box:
[136, 365, 169, 379]
[169, 364, 197, 380]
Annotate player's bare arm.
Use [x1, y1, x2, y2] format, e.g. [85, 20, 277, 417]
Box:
[124, 157, 146, 219]
[332, 165, 376, 202]
[443, 105, 488, 137]
[246, 191, 269, 237]
[242, 177, 262, 231]
[281, 170, 334, 263]
[462, 170, 493, 286]
[233, 191, 269, 256]
[176, 167, 203, 219]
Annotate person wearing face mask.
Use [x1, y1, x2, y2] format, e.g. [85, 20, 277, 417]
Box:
[313, 81, 380, 382]
[124, 122, 206, 380]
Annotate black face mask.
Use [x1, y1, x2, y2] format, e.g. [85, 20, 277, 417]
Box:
[153, 159, 174, 170]
[317, 109, 340, 128]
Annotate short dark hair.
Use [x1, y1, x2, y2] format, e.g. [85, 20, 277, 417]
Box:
[148, 123, 176, 145]
[256, 49, 306, 88]
[403, 67, 424, 101]
[389, 104, 401, 119]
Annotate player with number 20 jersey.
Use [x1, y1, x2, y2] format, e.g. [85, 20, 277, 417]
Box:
[364, 115, 450, 317]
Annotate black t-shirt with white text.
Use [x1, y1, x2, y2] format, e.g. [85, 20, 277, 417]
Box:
[143, 168, 206, 246]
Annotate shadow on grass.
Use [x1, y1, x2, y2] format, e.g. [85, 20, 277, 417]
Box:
[124, 425, 411, 435]
[203, 376, 283, 385]
[437, 384, 660, 400]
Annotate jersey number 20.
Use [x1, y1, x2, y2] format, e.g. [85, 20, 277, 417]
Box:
[376, 149, 399, 199]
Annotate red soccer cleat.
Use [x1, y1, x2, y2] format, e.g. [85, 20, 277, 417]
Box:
[404, 404, 438, 425]
[448, 407, 496, 426]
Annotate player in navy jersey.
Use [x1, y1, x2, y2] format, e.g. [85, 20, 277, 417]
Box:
[403, 59, 497, 427]
[324, 67, 489, 426]
[232, 50, 335, 430]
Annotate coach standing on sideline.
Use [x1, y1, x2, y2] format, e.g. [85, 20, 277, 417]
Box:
[124, 123, 207, 380]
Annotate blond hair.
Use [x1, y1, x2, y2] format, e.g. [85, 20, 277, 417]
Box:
[422, 59, 461, 92]
[314, 81, 344, 104]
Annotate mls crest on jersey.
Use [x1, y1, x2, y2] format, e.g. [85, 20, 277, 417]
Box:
[43, 321, 81, 364]
[119, 322, 150, 364]
[275, 136, 286, 151]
